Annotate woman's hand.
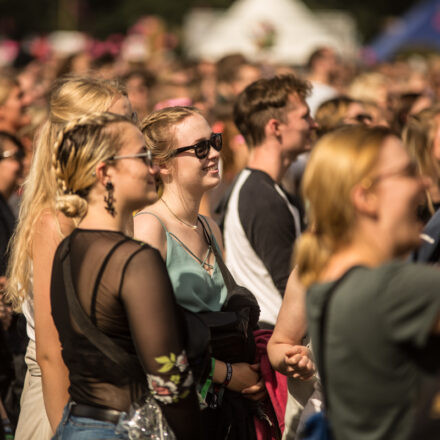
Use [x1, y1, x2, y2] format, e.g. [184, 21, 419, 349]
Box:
[241, 363, 266, 401]
[283, 345, 315, 380]
[227, 362, 267, 401]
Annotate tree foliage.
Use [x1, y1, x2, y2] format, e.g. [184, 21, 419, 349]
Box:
[0, 0, 418, 41]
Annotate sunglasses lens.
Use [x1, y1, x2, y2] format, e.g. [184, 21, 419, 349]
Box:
[194, 140, 210, 159]
[211, 133, 222, 151]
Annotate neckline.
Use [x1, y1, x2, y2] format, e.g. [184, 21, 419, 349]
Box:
[74, 227, 126, 235]
[167, 232, 218, 279]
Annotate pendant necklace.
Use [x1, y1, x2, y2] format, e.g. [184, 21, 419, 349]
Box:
[160, 198, 199, 230]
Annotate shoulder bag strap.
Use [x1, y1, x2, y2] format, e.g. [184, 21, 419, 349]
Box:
[199, 216, 237, 295]
[318, 265, 362, 411]
[59, 237, 144, 382]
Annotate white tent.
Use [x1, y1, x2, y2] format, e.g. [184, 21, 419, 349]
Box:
[183, 0, 358, 64]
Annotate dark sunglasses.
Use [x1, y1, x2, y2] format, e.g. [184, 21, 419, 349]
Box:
[109, 148, 154, 168]
[170, 133, 222, 159]
[0, 149, 25, 162]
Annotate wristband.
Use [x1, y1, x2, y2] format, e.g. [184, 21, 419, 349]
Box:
[200, 357, 216, 400]
[222, 362, 233, 387]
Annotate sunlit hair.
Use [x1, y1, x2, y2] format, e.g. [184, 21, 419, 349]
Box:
[315, 96, 358, 136]
[348, 72, 388, 106]
[53, 112, 129, 218]
[294, 125, 394, 288]
[233, 74, 311, 148]
[140, 106, 201, 165]
[6, 75, 126, 311]
[0, 74, 19, 105]
[402, 105, 440, 215]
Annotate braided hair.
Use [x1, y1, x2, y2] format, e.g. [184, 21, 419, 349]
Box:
[53, 112, 130, 218]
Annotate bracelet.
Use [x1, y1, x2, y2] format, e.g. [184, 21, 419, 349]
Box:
[200, 358, 216, 400]
[222, 362, 233, 387]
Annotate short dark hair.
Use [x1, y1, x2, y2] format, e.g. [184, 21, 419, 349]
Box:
[233, 74, 311, 148]
[306, 47, 333, 71]
[217, 53, 248, 84]
[122, 69, 156, 89]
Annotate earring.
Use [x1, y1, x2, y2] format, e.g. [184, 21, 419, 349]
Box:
[104, 181, 116, 217]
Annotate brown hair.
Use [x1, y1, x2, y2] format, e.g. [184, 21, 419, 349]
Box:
[315, 96, 357, 136]
[402, 105, 440, 214]
[233, 74, 311, 148]
[0, 74, 19, 105]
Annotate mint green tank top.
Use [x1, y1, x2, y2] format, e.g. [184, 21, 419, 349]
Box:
[135, 212, 227, 313]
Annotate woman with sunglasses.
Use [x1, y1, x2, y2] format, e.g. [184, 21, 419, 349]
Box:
[134, 106, 264, 440]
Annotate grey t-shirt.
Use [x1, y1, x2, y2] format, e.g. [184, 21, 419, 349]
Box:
[306, 262, 440, 440]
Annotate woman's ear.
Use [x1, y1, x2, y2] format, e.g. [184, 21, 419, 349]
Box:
[158, 161, 173, 185]
[95, 161, 111, 186]
[351, 182, 378, 217]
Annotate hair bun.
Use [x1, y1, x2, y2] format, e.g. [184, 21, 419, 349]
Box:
[55, 193, 88, 218]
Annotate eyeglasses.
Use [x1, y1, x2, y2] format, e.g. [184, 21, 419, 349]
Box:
[0, 149, 25, 162]
[109, 148, 154, 168]
[362, 161, 419, 189]
[170, 133, 222, 159]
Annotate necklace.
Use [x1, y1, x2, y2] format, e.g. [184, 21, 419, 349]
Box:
[161, 198, 198, 230]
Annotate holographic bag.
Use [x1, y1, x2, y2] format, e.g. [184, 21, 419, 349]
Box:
[115, 396, 175, 440]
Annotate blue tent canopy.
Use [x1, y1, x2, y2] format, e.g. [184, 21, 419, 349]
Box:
[365, 0, 440, 62]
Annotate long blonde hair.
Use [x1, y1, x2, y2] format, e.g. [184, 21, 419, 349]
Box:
[6, 76, 126, 311]
[402, 105, 440, 215]
[295, 125, 394, 287]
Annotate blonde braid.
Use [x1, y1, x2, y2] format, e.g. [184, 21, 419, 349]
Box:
[53, 112, 130, 218]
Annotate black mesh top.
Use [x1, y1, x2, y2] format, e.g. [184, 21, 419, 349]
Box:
[51, 228, 200, 439]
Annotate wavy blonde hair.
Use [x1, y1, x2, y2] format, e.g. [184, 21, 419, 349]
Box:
[6, 76, 126, 311]
[402, 105, 440, 215]
[294, 125, 394, 287]
[53, 112, 129, 218]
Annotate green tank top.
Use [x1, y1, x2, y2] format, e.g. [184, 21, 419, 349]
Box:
[135, 212, 227, 312]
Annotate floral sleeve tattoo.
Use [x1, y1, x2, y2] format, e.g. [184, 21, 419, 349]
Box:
[147, 350, 193, 404]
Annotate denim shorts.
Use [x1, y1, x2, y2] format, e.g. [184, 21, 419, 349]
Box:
[52, 402, 128, 440]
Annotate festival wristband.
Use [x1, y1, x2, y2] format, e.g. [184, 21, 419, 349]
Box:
[200, 357, 216, 400]
[222, 362, 232, 387]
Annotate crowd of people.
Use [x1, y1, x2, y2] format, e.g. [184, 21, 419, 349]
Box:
[0, 29, 439, 440]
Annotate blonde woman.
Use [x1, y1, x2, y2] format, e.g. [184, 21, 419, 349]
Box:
[295, 125, 440, 440]
[403, 105, 440, 223]
[134, 106, 264, 439]
[50, 112, 200, 439]
[6, 76, 134, 438]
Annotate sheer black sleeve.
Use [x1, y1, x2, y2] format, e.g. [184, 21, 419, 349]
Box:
[120, 246, 201, 440]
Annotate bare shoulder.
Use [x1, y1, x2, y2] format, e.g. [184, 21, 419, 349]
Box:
[34, 209, 75, 244]
[133, 204, 167, 257]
